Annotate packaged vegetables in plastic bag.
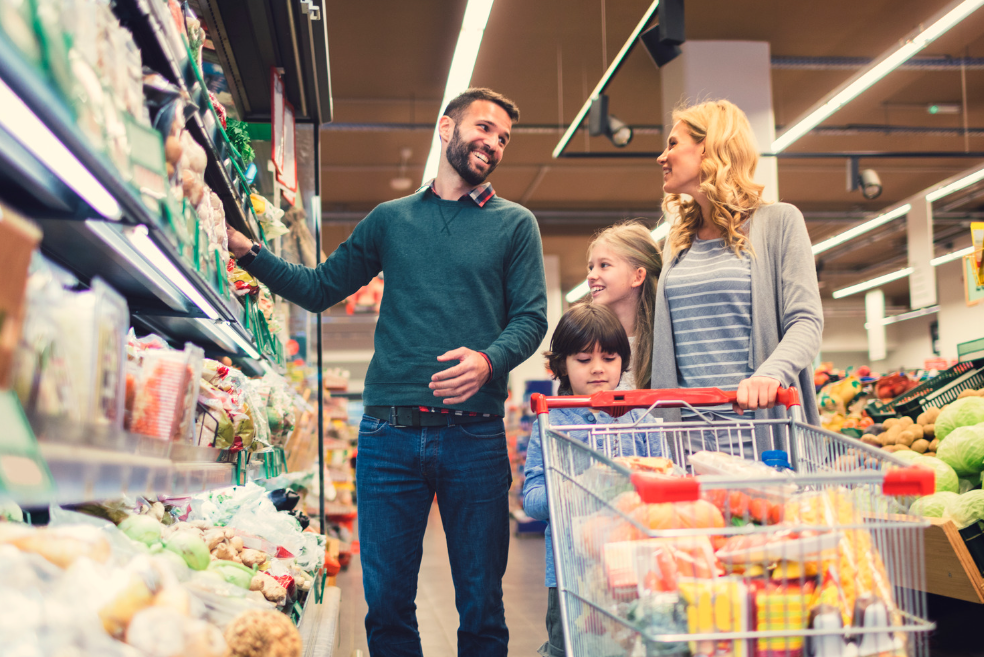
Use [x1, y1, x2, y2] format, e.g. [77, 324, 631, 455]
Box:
[130, 343, 204, 442]
[13, 267, 128, 429]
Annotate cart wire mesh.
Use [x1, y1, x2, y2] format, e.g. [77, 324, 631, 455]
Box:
[533, 387, 934, 657]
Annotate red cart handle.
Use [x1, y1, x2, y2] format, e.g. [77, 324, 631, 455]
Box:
[530, 386, 800, 415]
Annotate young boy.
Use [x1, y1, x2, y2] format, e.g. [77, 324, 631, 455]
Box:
[522, 303, 666, 657]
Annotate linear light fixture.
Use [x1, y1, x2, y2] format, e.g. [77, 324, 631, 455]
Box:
[125, 225, 222, 320]
[926, 166, 984, 202]
[931, 246, 975, 267]
[194, 318, 238, 353]
[811, 204, 911, 256]
[218, 323, 262, 359]
[772, 0, 984, 153]
[552, 0, 660, 159]
[565, 221, 669, 303]
[86, 220, 187, 312]
[0, 77, 121, 219]
[421, 0, 496, 183]
[832, 267, 913, 299]
[864, 305, 940, 329]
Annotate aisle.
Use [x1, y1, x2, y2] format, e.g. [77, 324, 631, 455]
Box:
[337, 502, 548, 656]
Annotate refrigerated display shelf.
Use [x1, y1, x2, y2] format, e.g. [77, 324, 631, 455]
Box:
[16, 413, 245, 507]
[114, 0, 260, 242]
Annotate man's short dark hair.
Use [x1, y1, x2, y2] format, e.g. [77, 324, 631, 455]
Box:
[443, 88, 520, 124]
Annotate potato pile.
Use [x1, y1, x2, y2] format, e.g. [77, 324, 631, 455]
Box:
[861, 411, 940, 456]
[956, 387, 984, 399]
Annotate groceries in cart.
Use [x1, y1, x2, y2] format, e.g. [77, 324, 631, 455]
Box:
[531, 387, 934, 657]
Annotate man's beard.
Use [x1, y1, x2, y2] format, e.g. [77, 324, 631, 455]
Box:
[446, 125, 497, 186]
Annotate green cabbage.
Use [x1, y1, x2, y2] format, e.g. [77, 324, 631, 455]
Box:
[118, 514, 162, 546]
[937, 424, 984, 476]
[208, 560, 255, 588]
[945, 489, 984, 529]
[892, 450, 922, 464]
[164, 532, 210, 571]
[909, 491, 960, 517]
[913, 455, 959, 493]
[935, 398, 984, 441]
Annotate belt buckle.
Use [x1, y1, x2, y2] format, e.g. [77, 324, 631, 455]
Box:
[388, 407, 405, 428]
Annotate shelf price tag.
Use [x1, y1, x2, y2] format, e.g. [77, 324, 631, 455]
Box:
[0, 391, 54, 501]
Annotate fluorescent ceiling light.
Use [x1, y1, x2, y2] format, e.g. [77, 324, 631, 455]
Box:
[832, 268, 913, 299]
[125, 225, 222, 320]
[931, 246, 975, 267]
[772, 0, 984, 153]
[86, 220, 186, 312]
[0, 77, 121, 219]
[811, 204, 910, 255]
[565, 221, 669, 303]
[926, 166, 984, 202]
[865, 305, 940, 329]
[421, 0, 495, 183]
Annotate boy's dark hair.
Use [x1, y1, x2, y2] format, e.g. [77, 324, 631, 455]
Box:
[545, 303, 631, 393]
[443, 88, 520, 124]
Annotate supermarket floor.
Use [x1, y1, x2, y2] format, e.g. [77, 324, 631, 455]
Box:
[336, 502, 548, 656]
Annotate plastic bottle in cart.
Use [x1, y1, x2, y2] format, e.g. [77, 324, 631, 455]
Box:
[761, 450, 791, 471]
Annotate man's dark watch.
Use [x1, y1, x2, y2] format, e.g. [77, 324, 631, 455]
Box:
[237, 243, 261, 267]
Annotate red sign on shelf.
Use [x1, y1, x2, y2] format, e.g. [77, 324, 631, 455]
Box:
[270, 68, 297, 205]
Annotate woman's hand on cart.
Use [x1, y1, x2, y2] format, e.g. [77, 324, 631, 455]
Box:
[734, 376, 782, 415]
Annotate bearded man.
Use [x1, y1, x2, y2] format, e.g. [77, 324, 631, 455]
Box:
[226, 88, 547, 657]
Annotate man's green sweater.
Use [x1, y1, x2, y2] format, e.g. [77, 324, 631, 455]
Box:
[245, 188, 548, 416]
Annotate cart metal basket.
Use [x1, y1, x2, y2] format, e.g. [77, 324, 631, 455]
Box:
[531, 387, 935, 657]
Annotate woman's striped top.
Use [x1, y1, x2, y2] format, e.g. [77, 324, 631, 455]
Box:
[664, 236, 754, 430]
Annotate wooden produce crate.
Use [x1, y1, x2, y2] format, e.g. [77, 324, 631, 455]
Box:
[921, 516, 984, 603]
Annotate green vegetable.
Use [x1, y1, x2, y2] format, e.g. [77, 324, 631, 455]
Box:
[945, 490, 984, 529]
[225, 118, 255, 165]
[935, 398, 984, 442]
[937, 424, 984, 476]
[908, 491, 960, 517]
[118, 514, 162, 546]
[163, 532, 210, 571]
[208, 560, 256, 588]
[892, 450, 922, 464]
[913, 455, 959, 493]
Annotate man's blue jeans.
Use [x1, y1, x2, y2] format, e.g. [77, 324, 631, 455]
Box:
[357, 414, 511, 657]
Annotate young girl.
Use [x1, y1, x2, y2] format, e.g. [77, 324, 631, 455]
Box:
[586, 221, 662, 390]
[522, 303, 666, 657]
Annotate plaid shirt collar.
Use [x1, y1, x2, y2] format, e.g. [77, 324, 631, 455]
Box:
[418, 179, 495, 208]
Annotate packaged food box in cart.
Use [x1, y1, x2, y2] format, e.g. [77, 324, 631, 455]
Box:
[531, 387, 936, 657]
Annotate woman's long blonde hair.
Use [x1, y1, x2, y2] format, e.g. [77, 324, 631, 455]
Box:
[588, 221, 661, 389]
[663, 100, 766, 258]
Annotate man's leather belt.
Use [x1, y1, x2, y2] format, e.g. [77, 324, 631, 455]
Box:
[364, 406, 493, 428]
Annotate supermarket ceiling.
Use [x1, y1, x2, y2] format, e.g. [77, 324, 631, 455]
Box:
[313, 0, 984, 299]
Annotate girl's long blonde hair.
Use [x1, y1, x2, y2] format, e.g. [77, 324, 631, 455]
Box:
[663, 100, 766, 258]
[588, 221, 661, 389]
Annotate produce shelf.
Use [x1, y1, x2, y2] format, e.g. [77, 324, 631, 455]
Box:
[192, 0, 333, 124]
[114, 0, 260, 241]
[16, 414, 244, 508]
[866, 359, 984, 420]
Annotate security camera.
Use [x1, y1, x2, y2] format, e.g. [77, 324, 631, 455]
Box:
[859, 169, 882, 200]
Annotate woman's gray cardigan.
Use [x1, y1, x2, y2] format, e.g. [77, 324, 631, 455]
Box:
[651, 202, 824, 429]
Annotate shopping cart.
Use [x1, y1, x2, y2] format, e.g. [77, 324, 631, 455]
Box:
[531, 387, 936, 657]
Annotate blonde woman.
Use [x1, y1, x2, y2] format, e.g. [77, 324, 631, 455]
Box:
[586, 221, 662, 389]
[653, 99, 823, 444]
